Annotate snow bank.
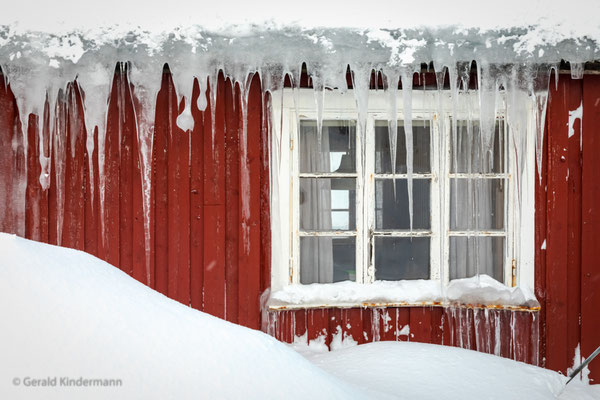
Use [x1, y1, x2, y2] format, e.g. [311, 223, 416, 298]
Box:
[303, 341, 573, 400]
[268, 274, 539, 309]
[0, 233, 595, 400]
[0, 233, 369, 399]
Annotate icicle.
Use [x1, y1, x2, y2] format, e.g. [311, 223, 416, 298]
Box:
[400, 68, 415, 231]
[570, 62, 584, 79]
[532, 65, 551, 184]
[128, 61, 162, 286]
[38, 92, 51, 190]
[176, 96, 194, 131]
[476, 61, 499, 174]
[383, 70, 399, 194]
[350, 64, 371, 171]
[494, 311, 501, 356]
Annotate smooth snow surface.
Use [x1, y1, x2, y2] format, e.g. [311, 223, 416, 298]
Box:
[0, 233, 597, 399]
[0, 233, 369, 399]
[302, 341, 597, 400]
[269, 274, 539, 308]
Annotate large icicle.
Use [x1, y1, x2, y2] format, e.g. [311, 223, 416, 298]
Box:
[383, 70, 400, 186]
[400, 68, 415, 231]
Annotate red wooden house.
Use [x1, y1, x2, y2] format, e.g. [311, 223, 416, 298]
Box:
[0, 30, 598, 384]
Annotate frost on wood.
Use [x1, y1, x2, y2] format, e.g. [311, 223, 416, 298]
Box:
[0, 24, 597, 285]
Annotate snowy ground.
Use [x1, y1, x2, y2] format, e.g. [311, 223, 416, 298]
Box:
[0, 233, 598, 399]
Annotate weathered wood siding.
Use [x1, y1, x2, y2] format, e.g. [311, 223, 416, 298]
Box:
[0, 67, 598, 380]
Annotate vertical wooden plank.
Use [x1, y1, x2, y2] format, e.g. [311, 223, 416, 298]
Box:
[47, 94, 60, 246]
[545, 76, 574, 374]
[50, 89, 68, 246]
[37, 98, 50, 244]
[177, 123, 191, 305]
[396, 307, 411, 342]
[379, 308, 396, 341]
[0, 83, 26, 237]
[102, 64, 122, 266]
[260, 91, 272, 300]
[307, 309, 329, 347]
[581, 74, 600, 382]
[534, 81, 550, 368]
[566, 79, 583, 370]
[430, 307, 444, 345]
[345, 308, 364, 344]
[25, 114, 40, 241]
[167, 81, 177, 295]
[131, 84, 151, 288]
[238, 74, 263, 329]
[473, 308, 489, 354]
[409, 307, 432, 343]
[165, 71, 191, 304]
[499, 309, 513, 360]
[514, 311, 532, 363]
[294, 309, 307, 341]
[224, 78, 240, 323]
[190, 78, 205, 310]
[362, 308, 374, 343]
[203, 73, 226, 318]
[116, 73, 135, 276]
[153, 66, 170, 295]
[84, 125, 99, 256]
[0, 75, 15, 234]
[328, 308, 343, 346]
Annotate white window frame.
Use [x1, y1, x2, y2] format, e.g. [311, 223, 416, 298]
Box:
[269, 88, 536, 300]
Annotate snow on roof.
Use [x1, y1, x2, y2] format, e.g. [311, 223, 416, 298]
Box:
[0, 0, 598, 42]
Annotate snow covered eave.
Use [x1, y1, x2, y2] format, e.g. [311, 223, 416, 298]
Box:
[266, 276, 540, 312]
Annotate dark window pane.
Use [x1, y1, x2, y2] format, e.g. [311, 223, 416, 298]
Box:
[450, 178, 504, 230]
[300, 237, 356, 283]
[375, 179, 430, 230]
[374, 237, 430, 280]
[449, 236, 504, 281]
[375, 120, 431, 174]
[300, 178, 356, 231]
[450, 120, 505, 174]
[300, 120, 356, 173]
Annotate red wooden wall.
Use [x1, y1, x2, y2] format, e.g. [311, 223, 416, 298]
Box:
[0, 66, 598, 381]
[0, 64, 270, 330]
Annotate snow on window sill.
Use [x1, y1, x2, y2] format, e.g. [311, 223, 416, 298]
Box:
[267, 275, 540, 312]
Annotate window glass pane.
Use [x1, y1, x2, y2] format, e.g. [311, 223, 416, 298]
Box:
[449, 236, 504, 281]
[300, 237, 356, 283]
[375, 179, 430, 230]
[449, 178, 504, 230]
[300, 178, 356, 231]
[374, 237, 430, 280]
[375, 120, 431, 174]
[300, 120, 356, 173]
[450, 120, 505, 174]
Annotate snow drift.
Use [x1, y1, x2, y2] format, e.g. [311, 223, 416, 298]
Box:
[0, 233, 596, 399]
[0, 233, 368, 399]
